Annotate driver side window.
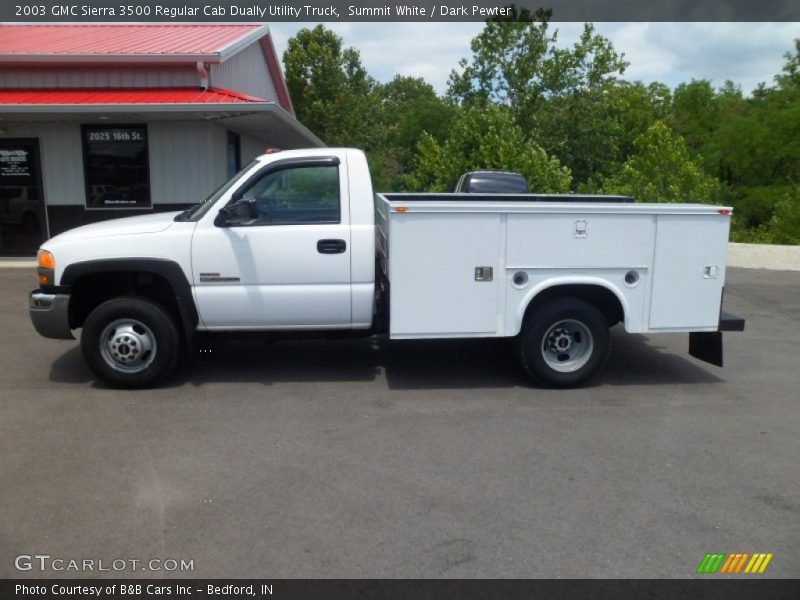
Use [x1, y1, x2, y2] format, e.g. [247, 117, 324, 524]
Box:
[236, 164, 340, 225]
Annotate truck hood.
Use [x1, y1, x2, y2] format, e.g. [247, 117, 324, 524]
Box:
[47, 211, 181, 244]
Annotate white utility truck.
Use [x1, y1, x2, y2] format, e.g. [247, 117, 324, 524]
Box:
[29, 148, 744, 388]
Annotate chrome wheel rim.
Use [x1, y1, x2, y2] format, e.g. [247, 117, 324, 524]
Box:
[99, 319, 157, 374]
[541, 319, 594, 373]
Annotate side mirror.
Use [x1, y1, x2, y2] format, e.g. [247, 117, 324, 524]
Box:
[215, 198, 258, 227]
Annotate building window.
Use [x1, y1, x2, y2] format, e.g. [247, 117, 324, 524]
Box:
[226, 131, 241, 178]
[82, 124, 150, 209]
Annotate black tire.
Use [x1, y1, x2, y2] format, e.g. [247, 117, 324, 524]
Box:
[517, 298, 611, 388]
[81, 296, 180, 389]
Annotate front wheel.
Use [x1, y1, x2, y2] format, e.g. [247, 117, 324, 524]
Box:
[81, 296, 180, 389]
[517, 298, 611, 388]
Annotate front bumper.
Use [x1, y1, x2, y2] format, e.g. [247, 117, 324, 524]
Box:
[29, 290, 73, 340]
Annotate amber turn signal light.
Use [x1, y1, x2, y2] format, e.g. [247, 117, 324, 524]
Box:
[37, 249, 55, 269]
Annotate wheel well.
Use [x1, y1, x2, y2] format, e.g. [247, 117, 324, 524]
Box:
[522, 284, 624, 330]
[68, 271, 183, 333]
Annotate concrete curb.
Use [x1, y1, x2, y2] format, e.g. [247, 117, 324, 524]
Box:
[0, 258, 36, 268]
[727, 243, 800, 271]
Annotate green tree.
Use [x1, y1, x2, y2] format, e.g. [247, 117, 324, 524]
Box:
[379, 76, 453, 150]
[601, 121, 721, 203]
[775, 38, 800, 89]
[710, 42, 800, 235]
[562, 81, 669, 190]
[369, 76, 455, 191]
[283, 25, 379, 147]
[446, 7, 555, 110]
[448, 12, 626, 112]
[767, 188, 800, 244]
[670, 80, 718, 153]
[284, 28, 457, 191]
[448, 14, 627, 184]
[406, 104, 571, 193]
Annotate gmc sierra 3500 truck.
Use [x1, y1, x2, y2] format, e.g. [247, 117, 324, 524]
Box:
[29, 148, 744, 389]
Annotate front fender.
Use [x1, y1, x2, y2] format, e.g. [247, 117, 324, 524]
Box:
[60, 258, 197, 342]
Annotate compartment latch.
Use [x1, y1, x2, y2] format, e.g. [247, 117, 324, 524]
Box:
[474, 266, 493, 281]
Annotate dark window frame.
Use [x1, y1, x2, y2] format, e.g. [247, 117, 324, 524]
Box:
[81, 123, 151, 211]
[226, 130, 241, 178]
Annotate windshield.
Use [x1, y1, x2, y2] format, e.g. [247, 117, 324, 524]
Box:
[175, 161, 259, 222]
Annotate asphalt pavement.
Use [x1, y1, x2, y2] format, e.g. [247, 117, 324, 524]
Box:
[0, 267, 798, 578]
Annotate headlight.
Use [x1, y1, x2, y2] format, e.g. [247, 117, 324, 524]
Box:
[37, 249, 55, 286]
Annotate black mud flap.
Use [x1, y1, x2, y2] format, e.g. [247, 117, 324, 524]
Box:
[690, 331, 723, 367]
[689, 310, 745, 367]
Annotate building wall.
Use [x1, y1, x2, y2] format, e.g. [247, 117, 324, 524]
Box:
[0, 120, 244, 238]
[240, 133, 268, 164]
[0, 67, 198, 88]
[209, 43, 278, 101]
[148, 122, 228, 206]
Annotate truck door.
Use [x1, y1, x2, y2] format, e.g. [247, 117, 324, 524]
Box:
[190, 156, 352, 329]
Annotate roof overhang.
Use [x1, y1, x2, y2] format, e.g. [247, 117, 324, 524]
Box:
[0, 102, 324, 149]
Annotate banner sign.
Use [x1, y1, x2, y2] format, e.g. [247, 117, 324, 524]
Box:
[5, 1, 800, 22]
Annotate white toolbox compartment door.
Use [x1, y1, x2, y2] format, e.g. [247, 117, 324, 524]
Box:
[389, 212, 501, 336]
[649, 214, 727, 329]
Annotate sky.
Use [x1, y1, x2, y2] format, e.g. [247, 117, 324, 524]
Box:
[270, 22, 800, 96]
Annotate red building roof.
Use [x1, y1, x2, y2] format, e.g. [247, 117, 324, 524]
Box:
[0, 25, 264, 58]
[0, 88, 267, 105]
[0, 24, 295, 115]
